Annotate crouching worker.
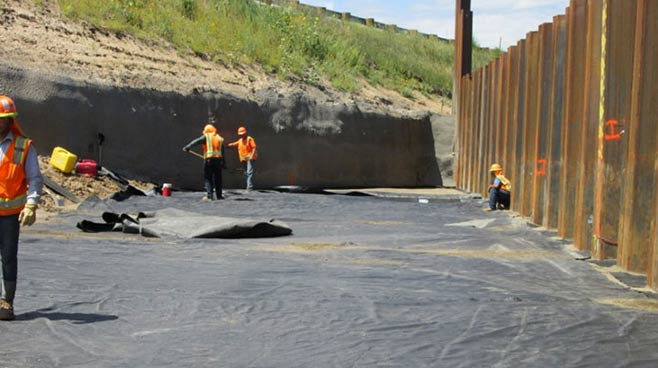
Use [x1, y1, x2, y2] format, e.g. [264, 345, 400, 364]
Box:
[0, 96, 43, 320]
[487, 163, 511, 211]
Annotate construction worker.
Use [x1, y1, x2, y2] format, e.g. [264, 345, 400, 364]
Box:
[183, 123, 225, 200]
[486, 163, 511, 211]
[0, 96, 43, 321]
[228, 126, 257, 191]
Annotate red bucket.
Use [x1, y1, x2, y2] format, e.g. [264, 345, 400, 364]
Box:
[162, 183, 172, 197]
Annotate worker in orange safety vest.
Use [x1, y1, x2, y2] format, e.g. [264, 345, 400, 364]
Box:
[183, 123, 225, 200]
[228, 126, 257, 191]
[486, 163, 511, 211]
[0, 96, 43, 320]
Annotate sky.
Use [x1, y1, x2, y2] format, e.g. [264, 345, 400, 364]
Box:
[300, 0, 570, 49]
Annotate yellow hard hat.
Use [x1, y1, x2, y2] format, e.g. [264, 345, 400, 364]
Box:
[490, 163, 503, 172]
[203, 124, 217, 134]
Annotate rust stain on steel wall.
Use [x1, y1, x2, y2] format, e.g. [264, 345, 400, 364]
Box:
[520, 31, 540, 217]
[456, 76, 465, 189]
[486, 61, 498, 198]
[593, 0, 636, 259]
[557, 0, 588, 241]
[485, 58, 498, 198]
[619, 0, 658, 274]
[544, 15, 567, 229]
[466, 70, 479, 192]
[476, 65, 489, 196]
[466, 73, 476, 192]
[475, 69, 485, 194]
[455, 76, 465, 187]
[494, 55, 506, 175]
[510, 40, 527, 212]
[502, 46, 517, 194]
[574, 0, 603, 252]
[531, 23, 554, 226]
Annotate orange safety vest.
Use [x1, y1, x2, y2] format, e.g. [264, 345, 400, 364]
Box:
[496, 174, 512, 193]
[202, 133, 223, 159]
[0, 136, 31, 216]
[231, 136, 257, 162]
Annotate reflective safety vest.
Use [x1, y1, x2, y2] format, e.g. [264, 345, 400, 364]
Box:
[0, 136, 30, 216]
[234, 136, 257, 162]
[202, 133, 223, 159]
[496, 174, 512, 193]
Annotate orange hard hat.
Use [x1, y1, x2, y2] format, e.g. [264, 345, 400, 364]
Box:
[237, 126, 247, 135]
[490, 163, 503, 172]
[0, 96, 18, 118]
[0, 96, 25, 136]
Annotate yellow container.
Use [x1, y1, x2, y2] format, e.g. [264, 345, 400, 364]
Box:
[49, 147, 78, 174]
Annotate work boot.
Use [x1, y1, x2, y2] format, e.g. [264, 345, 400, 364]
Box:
[0, 299, 15, 321]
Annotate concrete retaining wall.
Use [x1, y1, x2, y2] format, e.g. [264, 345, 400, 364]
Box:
[1, 66, 446, 190]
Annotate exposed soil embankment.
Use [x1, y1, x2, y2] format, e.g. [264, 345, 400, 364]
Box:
[0, 0, 454, 189]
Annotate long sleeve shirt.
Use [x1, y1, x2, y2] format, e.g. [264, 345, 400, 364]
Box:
[0, 132, 43, 206]
[183, 135, 225, 158]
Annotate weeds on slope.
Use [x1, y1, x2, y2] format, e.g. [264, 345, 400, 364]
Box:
[57, 0, 497, 97]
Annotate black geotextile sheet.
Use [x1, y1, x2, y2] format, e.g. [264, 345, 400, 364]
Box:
[11, 190, 658, 367]
[76, 207, 292, 238]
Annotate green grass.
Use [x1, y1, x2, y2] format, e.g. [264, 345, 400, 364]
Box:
[56, 0, 497, 97]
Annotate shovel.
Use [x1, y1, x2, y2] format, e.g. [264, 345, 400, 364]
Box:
[184, 150, 242, 173]
[185, 150, 205, 159]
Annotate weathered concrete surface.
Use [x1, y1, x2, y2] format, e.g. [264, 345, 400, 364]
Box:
[1, 65, 446, 189]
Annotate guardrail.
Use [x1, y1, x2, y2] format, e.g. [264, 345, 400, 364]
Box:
[455, 0, 658, 289]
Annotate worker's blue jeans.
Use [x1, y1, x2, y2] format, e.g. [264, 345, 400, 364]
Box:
[489, 188, 511, 210]
[243, 160, 255, 190]
[0, 214, 19, 302]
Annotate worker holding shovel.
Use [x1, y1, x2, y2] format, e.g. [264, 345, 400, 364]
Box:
[183, 123, 225, 200]
[0, 96, 43, 320]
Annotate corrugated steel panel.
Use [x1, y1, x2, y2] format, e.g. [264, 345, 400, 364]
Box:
[558, 0, 588, 242]
[618, 0, 658, 274]
[544, 15, 567, 229]
[531, 23, 554, 225]
[593, 0, 636, 259]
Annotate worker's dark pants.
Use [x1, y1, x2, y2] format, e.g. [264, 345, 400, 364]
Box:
[489, 188, 511, 210]
[204, 158, 223, 199]
[0, 214, 19, 302]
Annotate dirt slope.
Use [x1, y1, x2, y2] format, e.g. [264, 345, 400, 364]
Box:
[1, 0, 452, 214]
[0, 0, 451, 117]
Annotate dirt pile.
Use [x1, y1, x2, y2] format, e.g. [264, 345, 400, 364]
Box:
[37, 155, 153, 213]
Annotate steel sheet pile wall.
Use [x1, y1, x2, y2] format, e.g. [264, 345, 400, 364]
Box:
[455, 0, 658, 289]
